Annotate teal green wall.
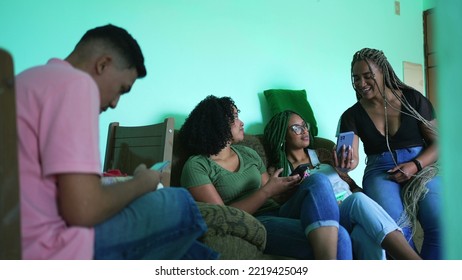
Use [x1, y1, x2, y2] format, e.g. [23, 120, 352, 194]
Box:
[423, 0, 437, 10]
[0, 0, 426, 184]
[5, 0, 460, 261]
[437, 0, 462, 260]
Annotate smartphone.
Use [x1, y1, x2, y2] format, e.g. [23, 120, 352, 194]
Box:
[150, 160, 170, 172]
[289, 163, 310, 178]
[336, 131, 354, 158]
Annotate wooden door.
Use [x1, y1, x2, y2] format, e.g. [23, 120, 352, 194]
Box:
[424, 9, 437, 109]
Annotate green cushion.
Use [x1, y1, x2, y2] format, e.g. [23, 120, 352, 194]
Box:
[264, 89, 318, 136]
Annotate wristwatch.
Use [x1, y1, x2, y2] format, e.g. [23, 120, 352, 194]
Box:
[412, 159, 423, 172]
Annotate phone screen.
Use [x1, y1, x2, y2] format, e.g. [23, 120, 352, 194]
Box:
[150, 160, 171, 172]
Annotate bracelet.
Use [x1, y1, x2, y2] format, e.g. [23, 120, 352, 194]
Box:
[412, 159, 423, 172]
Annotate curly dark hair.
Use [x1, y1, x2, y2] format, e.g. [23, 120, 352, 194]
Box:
[179, 95, 239, 156]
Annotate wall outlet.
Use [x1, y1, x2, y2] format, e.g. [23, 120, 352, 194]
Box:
[395, 1, 400, 15]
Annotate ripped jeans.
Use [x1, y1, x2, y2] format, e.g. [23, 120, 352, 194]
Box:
[256, 173, 353, 259]
[363, 146, 441, 260]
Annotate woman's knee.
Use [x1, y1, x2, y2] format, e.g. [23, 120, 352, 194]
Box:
[340, 193, 370, 221]
[300, 173, 333, 194]
[309, 173, 330, 184]
[342, 192, 369, 210]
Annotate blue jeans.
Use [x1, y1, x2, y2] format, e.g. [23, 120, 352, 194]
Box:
[94, 188, 219, 260]
[363, 146, 441, 260]
[339, 192, 401, 260]
[256, 173, 353, 259]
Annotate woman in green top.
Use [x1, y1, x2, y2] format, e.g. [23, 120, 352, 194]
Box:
[179, 95, 352, 259]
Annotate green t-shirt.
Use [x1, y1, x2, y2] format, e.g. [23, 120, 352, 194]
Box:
[181, 145, 279, 214]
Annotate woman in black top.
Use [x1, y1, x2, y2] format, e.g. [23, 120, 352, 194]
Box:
[337, 48, 441, 259]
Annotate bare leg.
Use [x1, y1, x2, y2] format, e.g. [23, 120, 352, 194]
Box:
[381, 230, 422, 260]
[308, 226, 338, 259]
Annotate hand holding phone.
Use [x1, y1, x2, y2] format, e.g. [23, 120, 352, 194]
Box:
[289, 163, 310, 177]
[336, 131, 354, 159]
[289, 163, 310, 182]
[150, 161, 170, 190]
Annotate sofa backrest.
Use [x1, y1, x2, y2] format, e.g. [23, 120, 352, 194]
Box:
[170, 131, 335, 187]
[103, 118, 175, 186]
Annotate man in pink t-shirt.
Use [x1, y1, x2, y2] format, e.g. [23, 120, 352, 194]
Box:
[16, 24, 217, 260]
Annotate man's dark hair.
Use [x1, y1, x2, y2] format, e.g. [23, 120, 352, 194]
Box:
[78, 24, 146, 78]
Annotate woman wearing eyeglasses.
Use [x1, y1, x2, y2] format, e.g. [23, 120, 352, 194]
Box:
[263, 110, 421, 260]
[179, 95, 352, 260]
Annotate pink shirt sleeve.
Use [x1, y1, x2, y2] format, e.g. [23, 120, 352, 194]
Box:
[40, 75, 101, 176]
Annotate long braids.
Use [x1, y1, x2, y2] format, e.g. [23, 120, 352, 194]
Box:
[352, 48, 438, 239]
[263, 111, 293, 177]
